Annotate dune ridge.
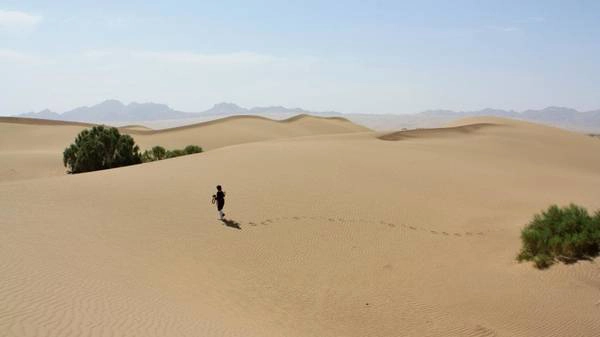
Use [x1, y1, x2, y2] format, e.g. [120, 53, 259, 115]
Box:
[129, 114, 359, 134]
[0, 114, 369, 182]
[0, 116, 96, 127]
[0, 114, 361, 133]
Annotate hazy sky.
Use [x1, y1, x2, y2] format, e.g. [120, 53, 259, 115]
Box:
[1, 1, 599, 114]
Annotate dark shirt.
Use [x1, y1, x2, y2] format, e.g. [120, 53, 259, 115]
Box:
[216, 191, 225, 202]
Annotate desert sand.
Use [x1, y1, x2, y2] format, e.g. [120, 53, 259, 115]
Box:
[1, 115, 600, 337]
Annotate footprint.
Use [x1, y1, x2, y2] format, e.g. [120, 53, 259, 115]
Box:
[328, 218, 335, 222]
[293, 216, 300, 220]
[248, 222, 257, 226]
[453, 233, 462, 237]
[409, 226, 417, 230]
[465, 232, 473, 236]
[388, 223, 396, 228]
[442, 232, 449, 236]
[430, 230, 438, 234]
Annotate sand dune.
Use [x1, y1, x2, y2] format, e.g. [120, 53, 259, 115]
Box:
[0, 114, 369, 182]
[1, 116, 600, 336]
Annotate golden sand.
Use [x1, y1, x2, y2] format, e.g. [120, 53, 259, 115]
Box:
[1, 115, 600, 336]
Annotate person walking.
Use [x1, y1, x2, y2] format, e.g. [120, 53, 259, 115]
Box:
[212, 185, 226, 220]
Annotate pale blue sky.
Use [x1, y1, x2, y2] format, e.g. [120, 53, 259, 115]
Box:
[1, 1, 599, 114]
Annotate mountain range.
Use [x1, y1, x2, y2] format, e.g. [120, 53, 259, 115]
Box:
[18, 100, 195, 122]
[15, 100, 341, 122]
[10, 100, 600, 132]
[395, 106, 600, 132]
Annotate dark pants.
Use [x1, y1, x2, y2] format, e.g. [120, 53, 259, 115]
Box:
[217, 201, 224, 211]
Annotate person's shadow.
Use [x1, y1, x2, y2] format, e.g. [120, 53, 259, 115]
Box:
[221, 219, 241, 230]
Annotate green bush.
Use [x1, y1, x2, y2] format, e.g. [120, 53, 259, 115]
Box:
[141, 149, 154, 162]
[152, 145, 167, 160]
[184, 145, 203, 154]
[141, 145, 202, 162]
[517, 204, 600, 268]
[141, 145, 167, 162]
[63, 125, 141, 173]
[165, 149, 186, 158]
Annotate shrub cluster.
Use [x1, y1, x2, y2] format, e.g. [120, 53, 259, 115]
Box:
[517, 204, 600, 268]
[63, 126, 204, 173]
[63, 125, 141, 173]
[142, 145, 203, 162]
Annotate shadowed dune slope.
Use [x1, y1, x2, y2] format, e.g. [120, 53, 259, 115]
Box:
[119, 124, 154, 131]
[378, 123, 497, 140]
[0, 114, 369, 182]
[1, 117, 600, 336]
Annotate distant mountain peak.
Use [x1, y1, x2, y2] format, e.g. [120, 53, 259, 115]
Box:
[18, 108, 60, 119]
[213, 102, 242, 108]
[101, 98, 123, 104]
[539, 106, 578, 113]
[95, 99, 125, 108]
[204, 102, 248, 115]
